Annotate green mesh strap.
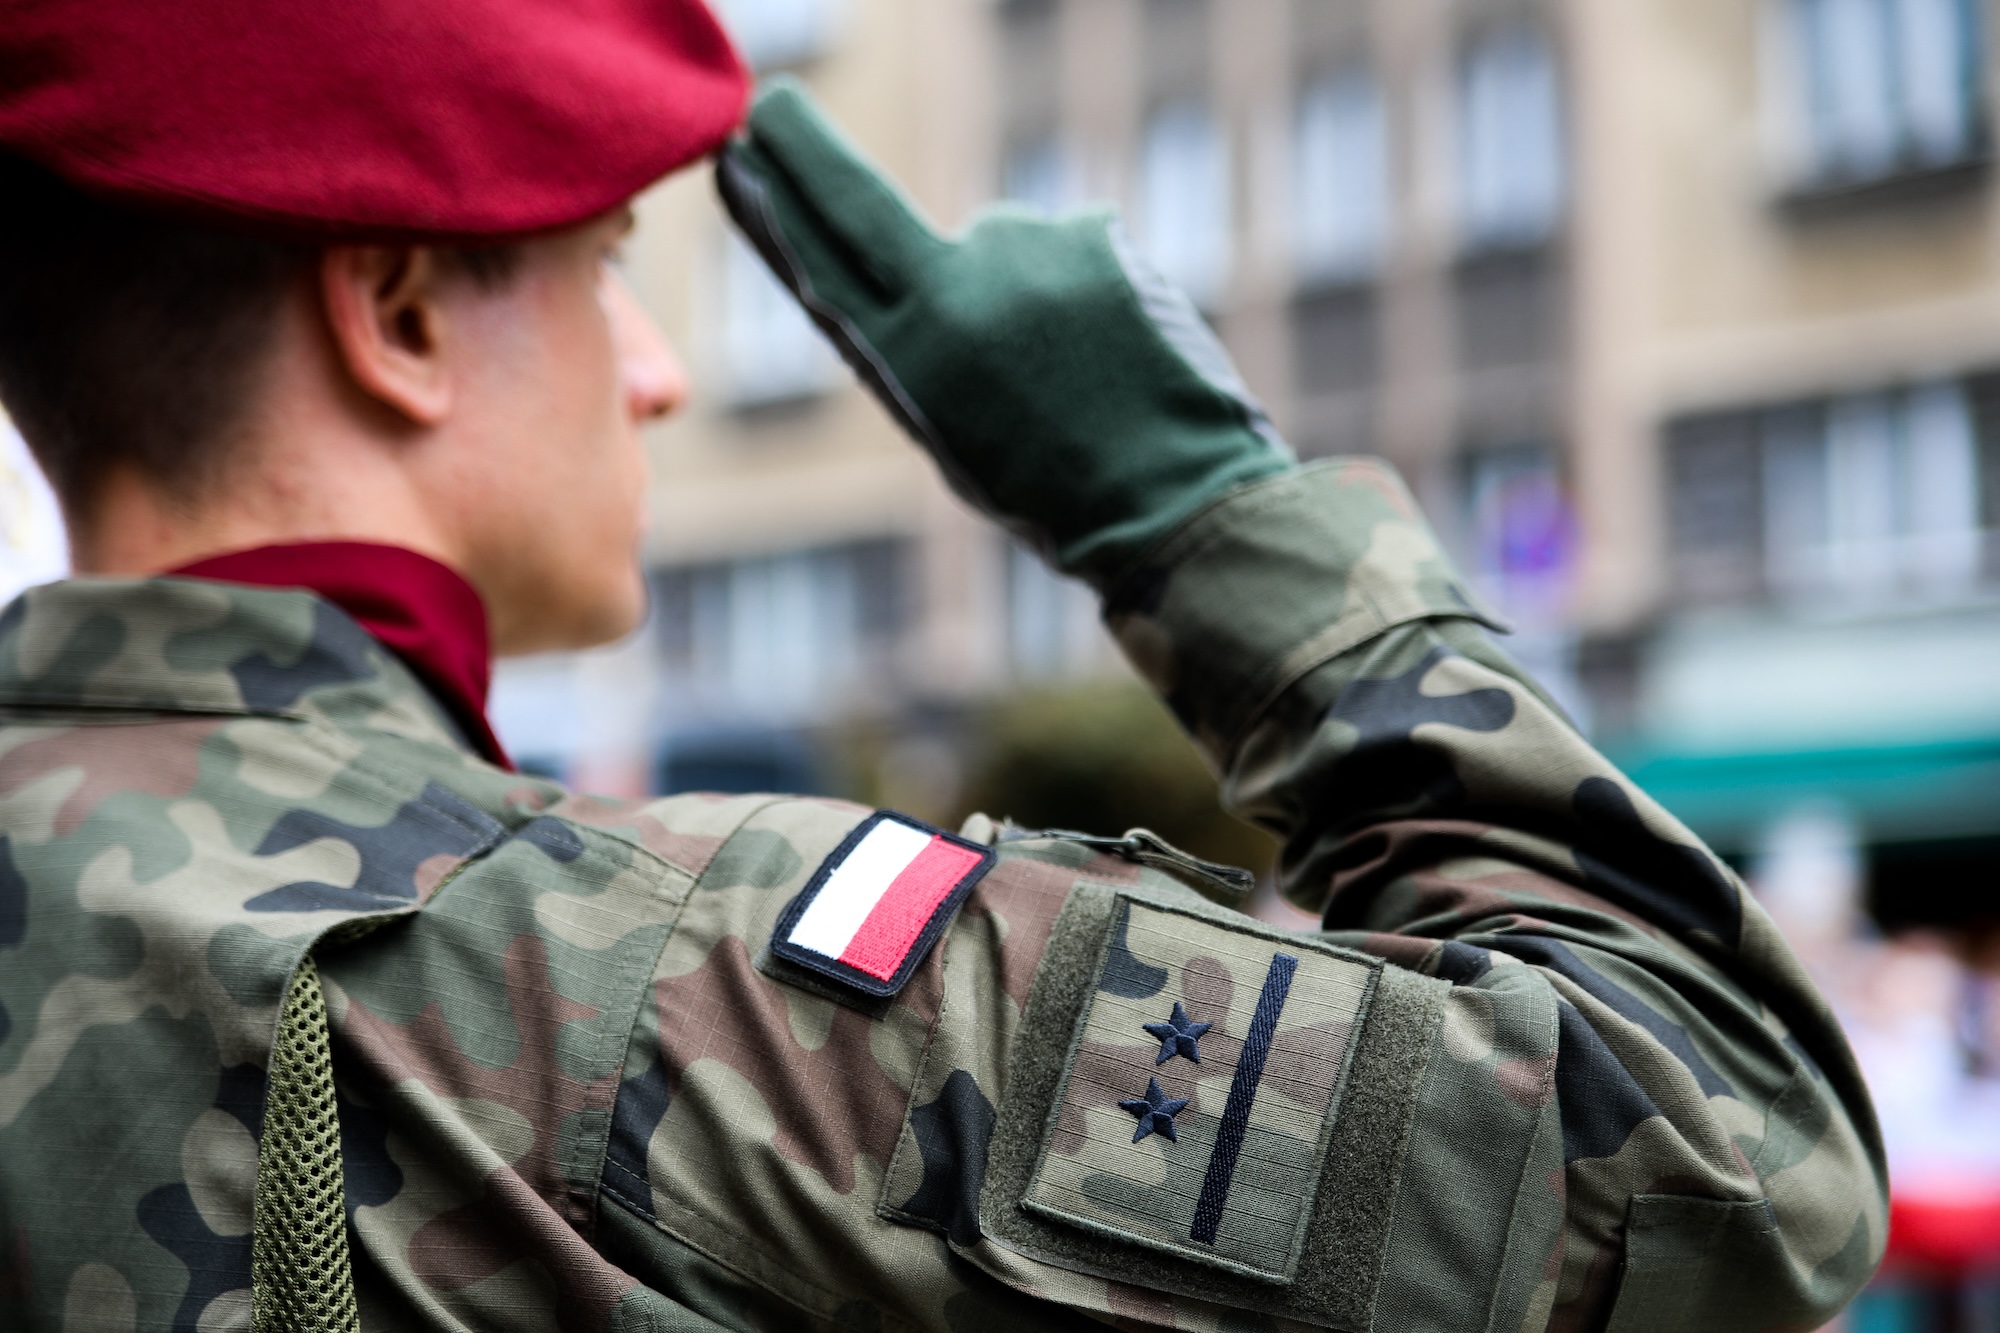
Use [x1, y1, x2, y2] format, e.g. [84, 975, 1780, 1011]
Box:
[252, 956, 359, 1333]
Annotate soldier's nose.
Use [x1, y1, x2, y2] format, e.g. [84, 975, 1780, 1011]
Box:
[604, 266, 687, 422]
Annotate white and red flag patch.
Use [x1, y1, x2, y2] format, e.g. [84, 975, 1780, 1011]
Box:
[771, 811, 997, 997]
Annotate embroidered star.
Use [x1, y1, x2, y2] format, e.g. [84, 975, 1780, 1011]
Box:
[1143, 1001, 1213, 1065]
[1119, 1076, 1191, 1144]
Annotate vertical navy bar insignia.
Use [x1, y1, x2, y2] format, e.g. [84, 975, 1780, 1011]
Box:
[1023, 896, 1379, 1284]
[1192, 952, 1297, 1243]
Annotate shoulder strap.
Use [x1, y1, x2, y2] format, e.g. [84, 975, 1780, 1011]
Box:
[252, 956, 360, 1333]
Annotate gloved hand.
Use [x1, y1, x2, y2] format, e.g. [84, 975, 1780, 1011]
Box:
[715, 79, 1294, 591]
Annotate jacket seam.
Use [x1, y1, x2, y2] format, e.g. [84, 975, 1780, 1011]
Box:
[580, 795, 795, 1242]
[1479, 970, 1564, 1333]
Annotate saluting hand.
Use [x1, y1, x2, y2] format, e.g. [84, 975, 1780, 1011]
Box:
[716, 79, 1294, 591]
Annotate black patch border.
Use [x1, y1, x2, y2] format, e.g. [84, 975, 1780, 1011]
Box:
[769, 810, 996, 999]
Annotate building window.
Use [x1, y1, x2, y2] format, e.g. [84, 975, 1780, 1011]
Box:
[653, 539, 908, 723]
[1137, 100, 1233, 306]
[1785, 0, 1986, 187]
[999, 0, 1063, 195]
[1291, 286, 1379, 399]
[714, 0, 844, 70]
[1006, 543, 1105, 680]
[720, 233, 842, 408]
[1665, 411, 1767, 605]
[488, 656, 588, 783]
[1767, 383, 1982, 600]
[1668, 378, 1995, 607]
[1292, 68, 1389, 285]
[1454, 248, 1564, 371]
[1455, 26, 1567, 253]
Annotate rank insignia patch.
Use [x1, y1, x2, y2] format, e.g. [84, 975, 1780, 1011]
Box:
[1024, 896, 1381, 1283]
[770, 810, 996, 998]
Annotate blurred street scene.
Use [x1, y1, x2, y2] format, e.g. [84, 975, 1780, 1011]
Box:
[6, 0, 2000, 1323]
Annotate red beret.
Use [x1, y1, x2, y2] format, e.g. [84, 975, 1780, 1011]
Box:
[0, 0, 749, 239]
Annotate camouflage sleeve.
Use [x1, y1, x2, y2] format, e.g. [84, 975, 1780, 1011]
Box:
[590, 460, 1884, 1333]
[1102, 458, 1889, 1328]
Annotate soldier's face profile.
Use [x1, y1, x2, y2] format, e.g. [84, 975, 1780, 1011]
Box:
[420, 208, 686, 655]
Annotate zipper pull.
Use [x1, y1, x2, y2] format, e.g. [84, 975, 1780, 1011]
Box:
[1002, 825, 1256, 905]
[1113, 828, 1257, 904]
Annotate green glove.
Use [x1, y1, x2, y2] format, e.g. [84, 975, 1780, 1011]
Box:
[716, 79, 1295, 591]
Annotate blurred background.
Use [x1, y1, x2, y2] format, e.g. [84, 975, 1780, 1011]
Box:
[7, 0, 2000, 1324]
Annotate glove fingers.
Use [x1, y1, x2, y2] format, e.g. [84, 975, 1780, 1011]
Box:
[743, 78, 941, 296]
[717, 142, 1033, 544]
[716, 137, 843, 300]
[717, 145, 944, 443]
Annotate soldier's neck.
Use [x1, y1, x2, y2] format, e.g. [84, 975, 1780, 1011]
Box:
[71, 454, 460, 579]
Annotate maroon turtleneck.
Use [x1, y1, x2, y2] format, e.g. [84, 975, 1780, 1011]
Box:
[170, 541, 514, 770]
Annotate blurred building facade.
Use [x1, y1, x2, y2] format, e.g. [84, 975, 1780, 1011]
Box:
[974, 0, 2000, 933]
[1564, 0, 2000, 935]
[501, 0, 2000, 929]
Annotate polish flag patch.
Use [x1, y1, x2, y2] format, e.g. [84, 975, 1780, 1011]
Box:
[771, 811, 997, 998]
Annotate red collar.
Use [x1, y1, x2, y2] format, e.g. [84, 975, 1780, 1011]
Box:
[169, 541, 513, 770]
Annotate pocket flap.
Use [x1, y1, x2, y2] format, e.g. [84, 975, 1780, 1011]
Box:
[1021, 894, 1380, 1284]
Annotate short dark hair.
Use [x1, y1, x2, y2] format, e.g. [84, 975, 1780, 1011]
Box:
[0, 156, 520, 520]
[0, 156, 310, 516]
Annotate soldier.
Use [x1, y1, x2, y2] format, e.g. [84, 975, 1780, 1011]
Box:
[0, 0, 1883, 1329]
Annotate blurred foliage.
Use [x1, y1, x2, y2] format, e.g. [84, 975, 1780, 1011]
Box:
[952, 681, 1278, 879]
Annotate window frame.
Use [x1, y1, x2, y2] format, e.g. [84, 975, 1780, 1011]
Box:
[1291, 64, 1392, 288]
[1664, 376, 2000, 613]
[1135, 98, 1236, 309]
[1768, 0, 1992, 204]
[1452, 22, 1570, 258]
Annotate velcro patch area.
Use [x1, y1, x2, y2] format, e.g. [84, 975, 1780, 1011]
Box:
[1025, 896, 1379, 1283]
[770, 810, 996, 998]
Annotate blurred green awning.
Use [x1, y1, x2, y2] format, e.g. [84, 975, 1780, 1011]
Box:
[1609, 737, 2000, 855]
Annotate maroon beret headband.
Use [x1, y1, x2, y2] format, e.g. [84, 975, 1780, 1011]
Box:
[0, 0, 750, 238]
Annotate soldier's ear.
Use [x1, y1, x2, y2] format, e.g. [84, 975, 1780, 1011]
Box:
[318, 245, 455, 427]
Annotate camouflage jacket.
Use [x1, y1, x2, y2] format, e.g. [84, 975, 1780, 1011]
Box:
[0, 460, 1883, 1332]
